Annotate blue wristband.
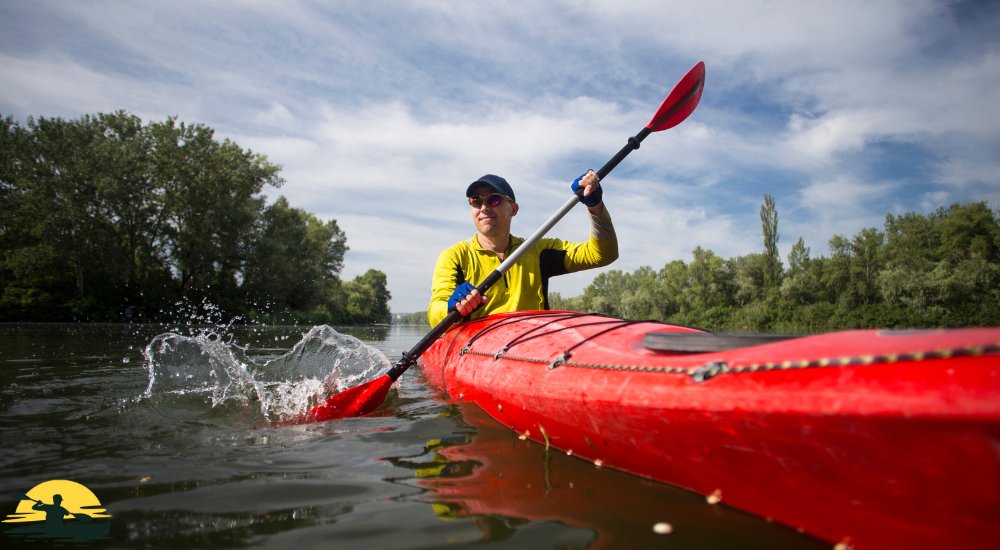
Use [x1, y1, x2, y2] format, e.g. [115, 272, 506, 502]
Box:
[448, 282, 477, 311]
[571, 172, 603, 207]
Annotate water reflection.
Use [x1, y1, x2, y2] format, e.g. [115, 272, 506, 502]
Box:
[395, 389, 829, 550]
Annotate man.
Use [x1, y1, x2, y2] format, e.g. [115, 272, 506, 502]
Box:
[428, 171, 617, 325]
[33, 494, 71, 530]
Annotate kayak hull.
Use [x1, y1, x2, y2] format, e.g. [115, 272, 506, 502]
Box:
[420, 311, 1000, 549]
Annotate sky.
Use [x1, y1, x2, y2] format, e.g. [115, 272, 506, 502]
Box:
[2, 0, 998, 313]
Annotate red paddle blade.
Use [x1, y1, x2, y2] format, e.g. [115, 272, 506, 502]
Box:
[305, 374, 394, 422]
[647, 61, 705, 132]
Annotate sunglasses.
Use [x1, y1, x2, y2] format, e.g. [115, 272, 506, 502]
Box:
[468, 193, 510, 208]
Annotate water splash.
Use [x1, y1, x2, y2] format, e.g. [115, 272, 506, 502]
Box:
[143, 325, 392, 422]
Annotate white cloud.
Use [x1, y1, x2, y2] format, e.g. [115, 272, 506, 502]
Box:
[920, 190, 950, 212]
[783, 111, 885, 164]
[255, 102, 296, 131]
[0, 53, 152, 116]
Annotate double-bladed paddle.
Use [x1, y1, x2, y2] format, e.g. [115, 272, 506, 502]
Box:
[305, 61, 706, 423]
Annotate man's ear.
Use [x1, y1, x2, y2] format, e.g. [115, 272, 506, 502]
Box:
[510, 202, 519, 216]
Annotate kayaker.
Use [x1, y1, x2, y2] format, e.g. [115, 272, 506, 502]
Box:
[428, 171, 617, 325]
[33, 494, 71, 529]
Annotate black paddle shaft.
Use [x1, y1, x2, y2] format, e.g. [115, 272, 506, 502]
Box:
[596, 126, 651, 181]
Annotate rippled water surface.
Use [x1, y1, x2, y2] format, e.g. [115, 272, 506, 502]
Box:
[1, 323, 826, 549]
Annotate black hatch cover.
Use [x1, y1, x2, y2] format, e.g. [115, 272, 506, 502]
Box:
[642, 331, 802, 353]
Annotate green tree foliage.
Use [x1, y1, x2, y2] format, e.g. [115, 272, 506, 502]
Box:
[244, 196, 347, 313]
[760, 193, 782, 289]
[391, 311, 430, 325]
[343, 269, 392, 324]
[878, 203, 1000, 326]
[559, 198, 1000, 331]
[1, 111, 390, 324]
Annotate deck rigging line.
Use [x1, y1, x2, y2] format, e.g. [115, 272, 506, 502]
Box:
[446, 312, 1000, 382]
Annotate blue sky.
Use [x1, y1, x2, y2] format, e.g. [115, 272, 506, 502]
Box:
[2, 0, 998, 313]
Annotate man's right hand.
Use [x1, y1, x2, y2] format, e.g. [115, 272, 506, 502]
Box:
[448, 282, 489, 316]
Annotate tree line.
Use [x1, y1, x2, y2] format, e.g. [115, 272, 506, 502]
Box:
[392, 311, 431, 325]
[0, 111, 390, 324]
[550, 197, 1000, 332]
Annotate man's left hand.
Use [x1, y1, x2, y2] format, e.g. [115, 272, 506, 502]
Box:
[571, 170, 603, 209]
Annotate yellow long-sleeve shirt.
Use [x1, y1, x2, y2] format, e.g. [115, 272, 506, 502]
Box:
[428, 207, 618, 326]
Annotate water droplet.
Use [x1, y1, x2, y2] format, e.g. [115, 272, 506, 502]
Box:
[653, 522, 673, 534]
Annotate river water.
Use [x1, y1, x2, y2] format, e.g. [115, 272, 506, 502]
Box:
[1, 323, 826, 549]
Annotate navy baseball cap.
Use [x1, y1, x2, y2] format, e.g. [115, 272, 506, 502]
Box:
[467, 174, 515, 203]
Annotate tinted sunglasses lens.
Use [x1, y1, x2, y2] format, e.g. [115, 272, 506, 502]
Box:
[469, 194, 505, 208]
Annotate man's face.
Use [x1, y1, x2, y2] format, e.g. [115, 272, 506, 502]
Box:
[470, 185, 518, 238]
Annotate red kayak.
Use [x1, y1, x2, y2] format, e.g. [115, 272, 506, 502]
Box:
[419, 311, 1000, 549]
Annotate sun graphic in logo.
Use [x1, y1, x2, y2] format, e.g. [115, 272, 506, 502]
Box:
[4, 480, 110, 544]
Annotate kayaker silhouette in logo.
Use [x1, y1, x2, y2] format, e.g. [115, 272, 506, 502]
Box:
[32, 494, 71, 529]
[3, 480, 111, 544]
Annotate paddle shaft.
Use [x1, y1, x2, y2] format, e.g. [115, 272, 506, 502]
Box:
[384, 71, 705, 382]
[385, 128, 659, 382]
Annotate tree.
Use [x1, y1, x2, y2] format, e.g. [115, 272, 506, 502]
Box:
[879, 202, 1000, 324]
[343, 269, 391, 323]
[581, 267, 664, 320]
[244, 196, 347, 314]
[658, 259, 688, 318]
[547, 292, 584, 312]
[780, 237, 816, 305]
[392, 311, 430, 325]
[760, 193, 782, 289]
[0, 111, 408, 324]
[726, 253, 768, 306]
[552, 198, 1000, 331]
[684, 246, 727, 312]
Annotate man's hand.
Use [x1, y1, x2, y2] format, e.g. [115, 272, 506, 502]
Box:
[448, 282, 489, 316]
[455, 289, 488, 315]
[577, 170, 600, 197]
[571, 170, 603, 211]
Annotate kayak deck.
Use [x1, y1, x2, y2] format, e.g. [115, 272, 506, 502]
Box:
[420, 311, 1000, 549]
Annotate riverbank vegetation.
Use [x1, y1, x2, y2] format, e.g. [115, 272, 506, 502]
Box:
[392, 311, 430, 325]
[550, 197, 1000, 332]
[0, 112, 390, 324]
